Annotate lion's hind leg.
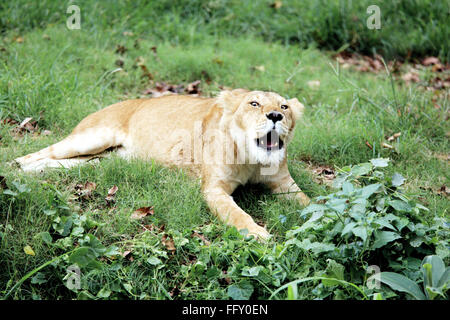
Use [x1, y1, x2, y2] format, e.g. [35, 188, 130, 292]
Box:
[15, 127, 125, 172]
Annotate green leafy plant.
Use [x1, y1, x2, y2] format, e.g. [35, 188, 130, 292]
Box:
[379, 255, 449, 300]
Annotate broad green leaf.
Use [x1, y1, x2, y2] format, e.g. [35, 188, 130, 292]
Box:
[393, 217, 409, 232]
[97, 287, 111, 298]
[69, 247, 98, 268]
[372, 231, 401, 249]
[352, 226, 368, 242]
[379, 272, 426, 300]
[227, 282, 254, 300]
[391, 173, 406, 187]
[2, 189, 18, 196]
[370, 158, 389, 168]
[300, 204, 327, 217]
[373, 217, 396, 231]
[147, 256, 162, 266]
[31, 272, 47, 285]
[43, 209, 57, 216]
[342, 181, 354, 195]
[242, 266, 263, 277]
[359, 183, 381, 199]
[80, 234, 106, 255]
[350, 162, 372, 176]
[437, 267, 450, 288]
[322, 259, 345, 286]
[341, 222, 357, 236]
[326, 198, 348, 214]
[421, 255, 445, 288]
[11, 181, 30, 193]
[39, 231, 53, 245]
[389, 200, 412, 212]
[71, 226, 84, 237]
[295, 239, 336, 254]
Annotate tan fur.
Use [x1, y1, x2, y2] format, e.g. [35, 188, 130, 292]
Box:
[15, 89, 310, 240]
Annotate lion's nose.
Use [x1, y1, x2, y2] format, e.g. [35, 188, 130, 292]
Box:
[266, 111, 283, 123]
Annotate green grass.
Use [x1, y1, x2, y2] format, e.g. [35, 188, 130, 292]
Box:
[0, 1, 448, 300]
[1, 0, 449, 62]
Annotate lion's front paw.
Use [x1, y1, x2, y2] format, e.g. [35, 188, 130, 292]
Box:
[246, 224, 271, 241]
[298, 192, 310, 206]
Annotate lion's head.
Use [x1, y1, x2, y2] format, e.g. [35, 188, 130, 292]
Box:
[217, 89, 305, 166]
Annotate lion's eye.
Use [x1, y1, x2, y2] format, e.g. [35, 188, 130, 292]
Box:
[250, 101, 260, 107]
[281, 105, 289, 110]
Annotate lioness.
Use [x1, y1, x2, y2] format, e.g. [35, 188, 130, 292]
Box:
[15, 89, 310, 239]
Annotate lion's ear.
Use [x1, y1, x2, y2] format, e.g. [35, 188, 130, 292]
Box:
[217, 89, 249, 112]
[287, 97, 305, 121]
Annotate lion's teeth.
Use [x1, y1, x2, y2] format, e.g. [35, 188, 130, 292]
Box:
[261, 140, 264, 145]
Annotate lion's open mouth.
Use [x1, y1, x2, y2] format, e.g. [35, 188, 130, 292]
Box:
[255, 130, 284, 151]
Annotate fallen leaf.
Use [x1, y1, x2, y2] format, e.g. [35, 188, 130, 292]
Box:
[381, 142, 394, 149]
[122, 250, 133, 261]
[139, 64, 153, 80]
[24, 245, 35, 256]
[15, 36, 24, 43]
[402, 70, 420, 83]
[42, 34, 51, 41]
[162, 234, 176, 252]
[185, 80, 201, 95]
[270, 1, 283, 9]
[432, 63, 445, 73]
[122, 31, 134, 37]
[131, 206, 154, 219]
[422, 57, 440, 66]
[387, 132, 401, 142]
[252, 65, 265, 72]
[105, 185, 118, 205]
[115, 44, 127, 55]
[192, 231, 211, 246]
[437, 185, 449, 197]
[74, 181, 97, 199]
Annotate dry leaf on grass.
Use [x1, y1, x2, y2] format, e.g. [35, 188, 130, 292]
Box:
[143, 80, 202, 97]
[270, 1, 283, 9]
[105, 185, 118, 205]
[115, 44, 127, 55]
[387, 132, 401, 142]
[437, 185, 449, 197]
[74, 181, 97, 199]
[131, 206, 154, 219]
[24, 245, 35, 256]
[422, 56, 440, 66]
[192, 231, 211, 246]
[162, 234, 176, 252]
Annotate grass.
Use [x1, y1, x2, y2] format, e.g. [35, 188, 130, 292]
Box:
[0, 1, 448, 300]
